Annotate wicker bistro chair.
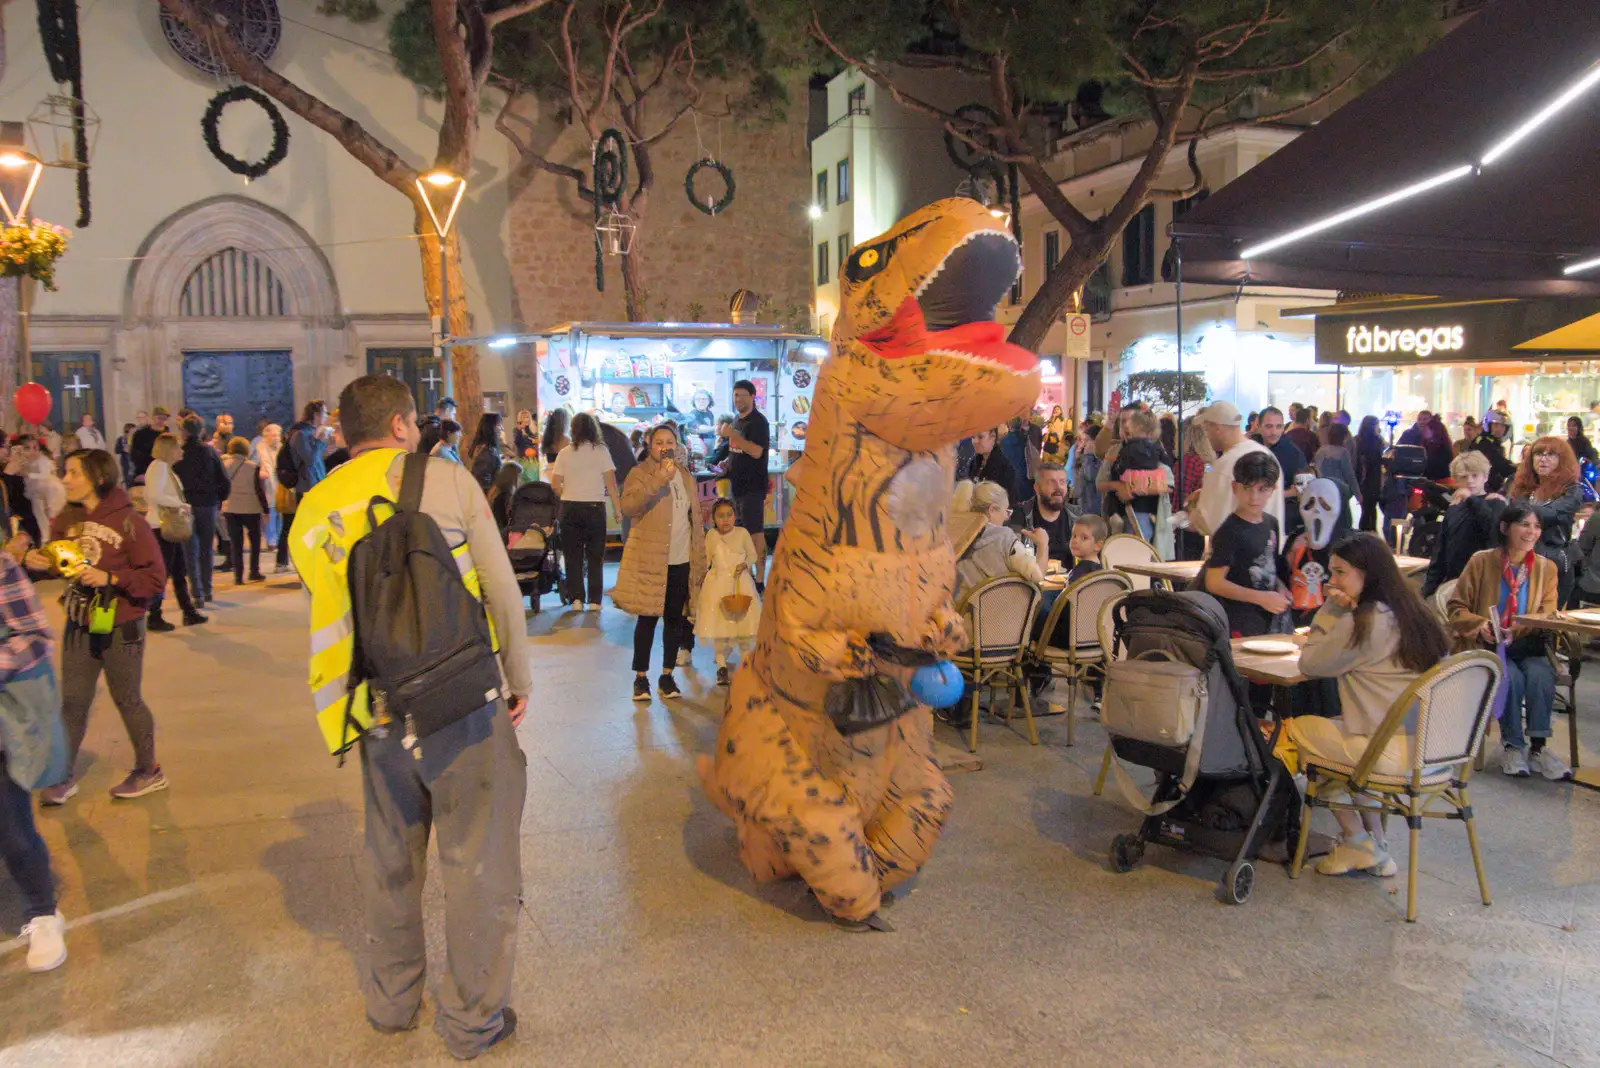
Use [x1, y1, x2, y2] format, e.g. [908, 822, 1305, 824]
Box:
[1100, 533, 1162, 591]
[1028, 570, 1134, 747]
[1289, 650, 1504, 923]
[952, 575, 1043, 754]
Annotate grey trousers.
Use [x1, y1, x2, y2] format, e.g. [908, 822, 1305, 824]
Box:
[60, 622, 157, 775]
[358, 702, 526, 1058]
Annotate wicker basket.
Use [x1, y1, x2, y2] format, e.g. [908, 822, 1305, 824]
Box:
[720, 593, 753, 619]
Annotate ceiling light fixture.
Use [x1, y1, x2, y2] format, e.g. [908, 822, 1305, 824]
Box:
[1480, 60, 1600, 166]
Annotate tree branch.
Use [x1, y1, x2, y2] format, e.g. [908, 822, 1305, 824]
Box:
[1246, 62, 1368, 124]
[155, 0, 419, 196]
[484, 0, 552, 29]
[1198, 27, 1353, 80]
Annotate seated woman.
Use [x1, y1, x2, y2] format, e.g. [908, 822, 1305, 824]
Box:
[1286, 533, 1451, 877]
[1447, 503, 1572, 780]
[953, 480, 1046, 600]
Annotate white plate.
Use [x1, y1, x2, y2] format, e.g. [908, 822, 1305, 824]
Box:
[1240, 639, 1297, 656]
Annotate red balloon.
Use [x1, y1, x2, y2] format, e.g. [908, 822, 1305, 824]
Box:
[13, 382, 51, 426]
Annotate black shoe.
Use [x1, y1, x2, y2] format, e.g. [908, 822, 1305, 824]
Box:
[715, 665, 731, 687]
[146, 615, 175, 633]
[632, 675, 650, 702]
[657, 673, 682, 699]
[247, 574, 266, 583]
[182, 611, 209, 626]
[454, 1007, 516, 1061]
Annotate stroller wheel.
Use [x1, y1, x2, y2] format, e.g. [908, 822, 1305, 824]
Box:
[1110, 833, 1144, 874]
[1220, 860, 1254, 905]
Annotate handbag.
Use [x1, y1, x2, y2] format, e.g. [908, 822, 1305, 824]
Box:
[275, 483, 298, 513]
[822, 637, 936, 736]
[158, 474, 194, 542]
[0, 658, 68, 790]
[1101, 649, 1210, 817]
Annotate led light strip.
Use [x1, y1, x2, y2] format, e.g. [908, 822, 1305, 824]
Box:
[1238, 58, 1600, 263]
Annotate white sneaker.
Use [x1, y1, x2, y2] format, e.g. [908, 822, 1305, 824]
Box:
[1530, 747, 1574, 781]
[1502, 747, 1532, 777]
[22, 911, 66, 972]
[1315, 833, 1397, 877]
[585, 603, 602, 612]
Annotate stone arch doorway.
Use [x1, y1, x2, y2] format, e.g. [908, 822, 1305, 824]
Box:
[120, 195, 347, 429]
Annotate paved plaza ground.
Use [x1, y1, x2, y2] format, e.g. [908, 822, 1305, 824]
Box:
[3, 567, 1600, 1066]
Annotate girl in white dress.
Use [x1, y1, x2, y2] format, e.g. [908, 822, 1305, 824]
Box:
[697, 498, 761, 687]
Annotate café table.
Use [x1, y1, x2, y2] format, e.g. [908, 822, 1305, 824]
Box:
[1113, 554, 1430, 589]
[1231, 633, 1309, 689]
[1512, 611, 1600, 791]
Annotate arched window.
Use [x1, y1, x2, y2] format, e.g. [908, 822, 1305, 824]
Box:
[179, 247, 289, 317]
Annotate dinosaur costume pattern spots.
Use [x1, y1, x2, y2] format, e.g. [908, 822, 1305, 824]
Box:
[697, 199, 1041, 923]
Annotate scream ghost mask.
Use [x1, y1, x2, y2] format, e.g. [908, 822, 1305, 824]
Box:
[1299, 477, 1341, 549]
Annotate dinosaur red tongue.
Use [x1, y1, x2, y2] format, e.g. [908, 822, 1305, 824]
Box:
[860, 298, 1038, 373]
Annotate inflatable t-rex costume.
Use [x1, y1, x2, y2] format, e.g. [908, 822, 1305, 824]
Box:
[698, 199, 1041, 925]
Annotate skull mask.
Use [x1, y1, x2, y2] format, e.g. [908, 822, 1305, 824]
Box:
[1299, 477, 1341, 549]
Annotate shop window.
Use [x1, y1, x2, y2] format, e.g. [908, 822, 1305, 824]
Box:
[847, 84, 867, 115]
[1044, 230, 1060, 275]
[816, 170, 828, 208]
[817, 241, 830, 285]
[838, 232, 851, 270]
[1121, 204, 1156, 287]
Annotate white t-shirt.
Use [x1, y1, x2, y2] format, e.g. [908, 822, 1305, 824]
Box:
[1192, 436, 1286, 538]
[75, 426, 106, 450]
[667, 473, 692, 565]
[550, 442, 615, 503]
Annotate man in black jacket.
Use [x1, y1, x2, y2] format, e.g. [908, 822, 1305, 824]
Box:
[1465, 409, 1517, 494]
[128, 407, 171, 479]
[968, 426, 1021, 506]
[172, 416, 230, 606]
[1422, 450, 1506, 597]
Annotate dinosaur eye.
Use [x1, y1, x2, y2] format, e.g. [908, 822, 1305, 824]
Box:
[845, 241, 892, 284]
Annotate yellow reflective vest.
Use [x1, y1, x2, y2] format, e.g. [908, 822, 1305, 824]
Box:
[288, 448, 496, 755]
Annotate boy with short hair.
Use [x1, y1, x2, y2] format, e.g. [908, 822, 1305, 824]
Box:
[1067, 514, 1108, 581]
[1423, 449, 1506, 598]
[1204, 450, 1291, 638]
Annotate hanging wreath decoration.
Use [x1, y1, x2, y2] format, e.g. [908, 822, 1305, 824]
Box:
[36, 0, 91, 227]
[201, 85, 289, 179]
[591, 127, 627, 292]
[685, 158, 735, 216]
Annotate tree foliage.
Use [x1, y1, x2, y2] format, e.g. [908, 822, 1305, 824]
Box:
[750, 0, 1438, 349]
[1121, 370, 1209, 414]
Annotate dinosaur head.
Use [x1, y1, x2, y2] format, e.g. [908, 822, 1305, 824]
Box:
[825, 198, 1040, 453]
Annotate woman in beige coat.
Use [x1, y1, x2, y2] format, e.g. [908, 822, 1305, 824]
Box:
[614, 424, 706, 702]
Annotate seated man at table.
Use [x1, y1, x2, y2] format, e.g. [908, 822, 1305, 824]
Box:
[1204, 451, 1291, 639]
[1009, 462, 1078, 569]
[1286, 533, 1453, 876]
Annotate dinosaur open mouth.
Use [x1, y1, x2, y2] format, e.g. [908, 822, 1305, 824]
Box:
[914, 230, 1021, 332]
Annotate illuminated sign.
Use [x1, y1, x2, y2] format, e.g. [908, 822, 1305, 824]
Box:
[1344, 323, 1465, 358]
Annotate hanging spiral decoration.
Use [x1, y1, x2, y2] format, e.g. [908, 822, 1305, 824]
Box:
[944, 103, 1020, 242]
[592, 128, 627, 293]
[35, 0, 91, 227]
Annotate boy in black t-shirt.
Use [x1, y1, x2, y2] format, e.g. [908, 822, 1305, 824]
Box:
[1204, 450, 1291, 638]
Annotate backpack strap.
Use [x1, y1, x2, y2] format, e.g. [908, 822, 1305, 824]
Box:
[398, 450, 429, 513]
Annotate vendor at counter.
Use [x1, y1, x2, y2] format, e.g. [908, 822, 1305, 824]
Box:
[720, 380, 771, 587]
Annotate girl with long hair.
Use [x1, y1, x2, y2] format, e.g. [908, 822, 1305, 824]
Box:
[1508, 435, 1582, 602]
[1354, 415, 1385, 532]
[1288, 532, 1452, 876]
[1447, 503, 1569, 780]
[549, 411, 620, 610]
[541, 408, 571, 467]
[467, 412, 506, 491]
[1565, 415, 1598, 467]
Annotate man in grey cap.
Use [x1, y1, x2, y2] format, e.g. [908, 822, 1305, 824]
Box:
[1186, 400, 1285, 537]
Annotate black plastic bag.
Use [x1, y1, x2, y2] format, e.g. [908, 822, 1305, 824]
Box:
[823, 636, 937, 736]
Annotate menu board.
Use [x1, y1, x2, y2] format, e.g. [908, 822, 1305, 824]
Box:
[782, 360, 817, 451]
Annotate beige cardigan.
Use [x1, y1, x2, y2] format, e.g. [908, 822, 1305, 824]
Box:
[611, 456, 707, 617]
[1446, 548, 1558, 653]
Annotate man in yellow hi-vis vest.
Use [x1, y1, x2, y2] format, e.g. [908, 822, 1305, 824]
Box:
[290, 375, 531, 1060]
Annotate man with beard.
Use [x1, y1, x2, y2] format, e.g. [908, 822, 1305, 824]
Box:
[1009, 462, 1078, 568]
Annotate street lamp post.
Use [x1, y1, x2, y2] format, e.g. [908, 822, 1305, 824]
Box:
[416, 169, 467, 399]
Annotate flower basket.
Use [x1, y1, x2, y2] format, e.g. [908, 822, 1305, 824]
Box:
[0, 220, 70, 291]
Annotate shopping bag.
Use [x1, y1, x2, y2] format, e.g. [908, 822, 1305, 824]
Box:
[0, 659, 68, 790]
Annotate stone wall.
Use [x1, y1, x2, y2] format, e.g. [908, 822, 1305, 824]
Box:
[504, 83, 813, 410]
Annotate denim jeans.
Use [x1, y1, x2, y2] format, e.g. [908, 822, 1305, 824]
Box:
[1132, 511, 1155, 542]
[0, 752, 56, 922]
[1502, 654, 1555, 750]
[185, 505, 218, 600]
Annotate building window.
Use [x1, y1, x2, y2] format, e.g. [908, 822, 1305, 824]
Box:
[836, 159, 850, 204]
[816, 170, 828, 208]
[817, 241, 830, 285]
[847, 84, 867, 115]
[1043, 230, 1060, 275]
[1121, 204, 1156, 287]
[838, 232, 851, 270]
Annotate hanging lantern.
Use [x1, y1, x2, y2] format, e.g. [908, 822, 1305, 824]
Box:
[595, 210, 636, 256]
[26, 94, 99, 169]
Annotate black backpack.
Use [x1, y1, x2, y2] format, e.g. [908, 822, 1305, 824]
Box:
[277, 427, 302, 489]
[346, 451, 503, 746]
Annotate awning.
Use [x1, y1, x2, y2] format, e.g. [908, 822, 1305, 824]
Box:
[1170, 0, 1600, 298]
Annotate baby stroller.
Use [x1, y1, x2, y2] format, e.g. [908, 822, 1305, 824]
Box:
[1100, 590, 1297, 905]
[504, 481, 563, 611]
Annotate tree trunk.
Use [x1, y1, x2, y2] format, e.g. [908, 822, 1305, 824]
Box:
[415, 203, 482, 435]
[619, 234, 648, 321]
[1008, 240, 1110, 352]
